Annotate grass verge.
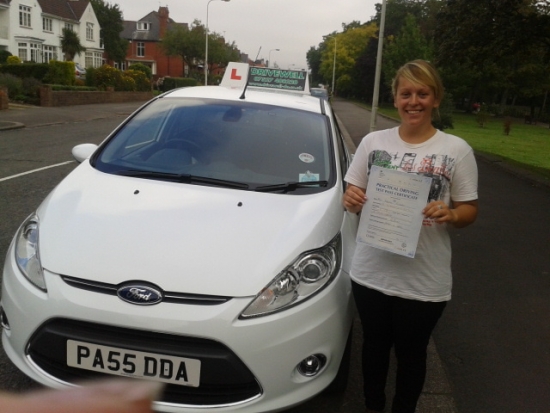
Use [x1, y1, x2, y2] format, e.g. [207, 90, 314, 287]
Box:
[366, 104, 550, 184]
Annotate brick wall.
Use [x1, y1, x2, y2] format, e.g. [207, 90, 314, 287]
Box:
[39, 86, 153, 107]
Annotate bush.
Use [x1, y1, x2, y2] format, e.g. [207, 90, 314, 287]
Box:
[0, 62, 49, 81]
[50, 85, 97, 91]
[118, 75, 136, 91]
[128, 63, 152, 79]
[21, 77, 42, 104]
[7, 55, 21, 65]
[123, 69, 151, 91]
[84, 66, 96, 87]
[0, 50, 12, 64]
[0, 73, 23, 99]
[161, 77, 198, 92]
[43, 61, 74, 85]
[93, 64, 122, 90]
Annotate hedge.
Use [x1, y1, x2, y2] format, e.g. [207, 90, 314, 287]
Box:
[161, 77, 198, 92]
[0, 63, 49, 81]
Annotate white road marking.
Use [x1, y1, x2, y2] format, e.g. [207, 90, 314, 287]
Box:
[0, 161, 75, 183]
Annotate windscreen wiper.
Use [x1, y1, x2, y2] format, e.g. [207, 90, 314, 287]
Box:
[254, 180, 329, 192]
[116, 170, 249, 189]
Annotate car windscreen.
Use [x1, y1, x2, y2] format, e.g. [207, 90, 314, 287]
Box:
[93, 97, 335, 193]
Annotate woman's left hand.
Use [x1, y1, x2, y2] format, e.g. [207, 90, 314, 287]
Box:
[423, 200, 478, 228]
[423, 201, 455, 224]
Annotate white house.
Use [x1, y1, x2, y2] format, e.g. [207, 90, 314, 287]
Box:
[0, 0, 102, 68]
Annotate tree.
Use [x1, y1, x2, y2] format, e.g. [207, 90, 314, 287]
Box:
[206, 33, 240, 68]
[90, 0, 128, 63]
[382, 13, 433, 90]
[435, 0, 550, 112]
[160, 19, 238, 80]
[306, 45, 323, 86]
[61, 27, 86, 61]
[318, 24, 378, 97]
[160, 20, 206, 77]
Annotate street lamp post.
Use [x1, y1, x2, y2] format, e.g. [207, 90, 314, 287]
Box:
[369, 0, 387, 132]
[268, 48, 279, 67]
[205, 0, 230, 85]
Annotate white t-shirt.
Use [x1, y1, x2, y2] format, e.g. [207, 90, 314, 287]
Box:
[345, 127, 478, 302]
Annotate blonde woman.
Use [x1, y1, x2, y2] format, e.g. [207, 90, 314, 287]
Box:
[343, 60, 478, 413]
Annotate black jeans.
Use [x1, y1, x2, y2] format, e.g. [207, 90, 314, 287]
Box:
[352, 281, 446, 413]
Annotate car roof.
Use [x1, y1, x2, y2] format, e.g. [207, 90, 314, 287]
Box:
[162, 85, 326, 114]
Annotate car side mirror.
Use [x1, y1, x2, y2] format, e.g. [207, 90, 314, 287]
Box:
[72, 143, 98, 163]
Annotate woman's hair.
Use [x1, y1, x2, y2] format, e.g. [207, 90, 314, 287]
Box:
[391, 60, 444, 103]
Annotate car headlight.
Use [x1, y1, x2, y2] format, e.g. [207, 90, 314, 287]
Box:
[15, 214, 46, 291]
[240, 234, 341, 318]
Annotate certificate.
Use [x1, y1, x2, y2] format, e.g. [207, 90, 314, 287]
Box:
[357, 165, 432, 258]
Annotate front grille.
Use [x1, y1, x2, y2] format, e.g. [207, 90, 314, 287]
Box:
[27, 319, 261, 406]
[61, 275, 232, 305]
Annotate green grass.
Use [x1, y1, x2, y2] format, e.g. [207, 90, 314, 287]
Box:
[369, 104, 550, 183]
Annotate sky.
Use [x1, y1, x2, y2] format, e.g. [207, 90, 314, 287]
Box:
[113, 0, 380, 70]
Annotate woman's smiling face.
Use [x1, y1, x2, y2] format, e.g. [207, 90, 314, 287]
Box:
[394, 76, 439, 128]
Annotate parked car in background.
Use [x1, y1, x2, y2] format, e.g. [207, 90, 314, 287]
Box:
[310, 87, 329, 101]
[1, 63, 359, 413]
[75, 63, 86, 79]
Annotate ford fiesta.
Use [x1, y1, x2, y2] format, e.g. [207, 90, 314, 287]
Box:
[1, 63, 358, 412]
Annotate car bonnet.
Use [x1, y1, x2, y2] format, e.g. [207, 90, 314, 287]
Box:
[37, 163, 344, 298]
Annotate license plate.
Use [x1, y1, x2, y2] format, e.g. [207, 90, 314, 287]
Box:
[67, 340, 201, 387]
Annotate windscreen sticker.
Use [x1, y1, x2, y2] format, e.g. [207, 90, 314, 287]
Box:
[299, 171, 320, 182]
[299, 153, 315, 163]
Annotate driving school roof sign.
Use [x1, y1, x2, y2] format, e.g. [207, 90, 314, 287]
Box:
[220, 62, 309, 93]
[248, 67, 307, 92]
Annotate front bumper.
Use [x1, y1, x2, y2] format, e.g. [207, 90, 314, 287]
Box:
[1, 241, 353, 413]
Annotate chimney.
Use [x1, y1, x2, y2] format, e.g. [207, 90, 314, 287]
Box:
[158, 7, 169, 37]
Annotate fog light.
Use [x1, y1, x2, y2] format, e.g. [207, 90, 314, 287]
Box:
[297, 354, 326, 377]
[0, 307, 10, 330]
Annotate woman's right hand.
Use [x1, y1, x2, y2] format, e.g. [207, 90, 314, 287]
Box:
[343, 184, 367, 214]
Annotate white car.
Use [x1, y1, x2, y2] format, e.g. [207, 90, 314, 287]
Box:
[1, 63, 358, 412]
[75, 63, 86, 79]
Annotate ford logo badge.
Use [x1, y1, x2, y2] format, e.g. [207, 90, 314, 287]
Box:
[117, 282, 163, 305]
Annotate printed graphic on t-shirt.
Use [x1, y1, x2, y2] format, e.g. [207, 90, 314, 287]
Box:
[367, 149, 455, 203]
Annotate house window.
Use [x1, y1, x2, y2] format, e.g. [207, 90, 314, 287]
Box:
[86, 22, 94, 41]
[43, 17, 52, 32]
[19, 5, 31, 28]
[94, 52, 103, 68]
[43, 45, 56, 63]
[137, 22, 150, 31]
[137, 42, 145, 57]
[30, 43, 40, 62]
[85, 51, 104, 68]
[18, 42, 42, 62]
[65, 23, 74, 32]
[18, 43, 28, 61]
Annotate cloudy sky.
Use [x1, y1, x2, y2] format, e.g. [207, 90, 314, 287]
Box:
[114, 0, 380, 70]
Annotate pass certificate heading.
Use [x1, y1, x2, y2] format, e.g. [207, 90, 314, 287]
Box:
[357, 166, 432, 258]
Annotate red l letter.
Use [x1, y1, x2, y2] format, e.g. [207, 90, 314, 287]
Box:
[231, 69, 242, 80]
